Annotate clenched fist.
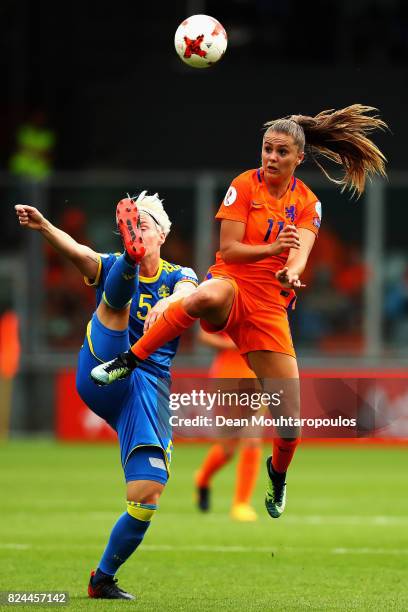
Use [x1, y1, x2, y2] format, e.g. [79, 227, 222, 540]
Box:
[15, 205, 45, 231]
[271, 225, 300, 255]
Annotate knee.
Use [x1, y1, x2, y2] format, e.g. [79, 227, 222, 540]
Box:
[186, 287, 224, 315]
[127, 480, 165, 505]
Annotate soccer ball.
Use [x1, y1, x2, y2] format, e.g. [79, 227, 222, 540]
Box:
[174, 14, 227, 69]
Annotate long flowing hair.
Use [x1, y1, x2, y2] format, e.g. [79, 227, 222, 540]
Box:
[264, 105, 388, 196]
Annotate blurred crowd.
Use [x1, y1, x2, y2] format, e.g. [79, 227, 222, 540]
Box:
[44, 208, 94, 348]
[292, 225, 367, 353]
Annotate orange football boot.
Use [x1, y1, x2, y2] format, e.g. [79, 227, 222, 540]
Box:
[116, 197, 146, 264]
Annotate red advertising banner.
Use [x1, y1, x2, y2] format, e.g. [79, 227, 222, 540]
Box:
[56, 369, 116, 442]
[55, 369, 408, 442]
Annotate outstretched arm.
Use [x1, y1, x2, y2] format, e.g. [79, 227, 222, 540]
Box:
[15, 204, 100, 280]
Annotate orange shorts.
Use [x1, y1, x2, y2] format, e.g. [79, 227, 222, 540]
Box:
[201, 275, 296, 360]
[209, 348, 257, 378]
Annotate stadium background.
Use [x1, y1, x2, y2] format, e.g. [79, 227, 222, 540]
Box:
[0, 1, 407, 610]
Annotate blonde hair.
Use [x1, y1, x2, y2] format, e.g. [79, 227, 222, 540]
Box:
[264, 104, 388, 196]
[133, 191, 172, 236]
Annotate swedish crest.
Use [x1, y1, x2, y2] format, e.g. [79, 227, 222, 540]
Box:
[158, 284, 170, 298]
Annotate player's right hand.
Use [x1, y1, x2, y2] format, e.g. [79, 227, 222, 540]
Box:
[271, 225, 300, 255]
[15, 205, 45, 231]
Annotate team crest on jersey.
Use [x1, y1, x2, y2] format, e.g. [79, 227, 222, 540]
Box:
[285, 205, 297, 223]
[223, 186, 237, 207]
[158, 284, 171, 298]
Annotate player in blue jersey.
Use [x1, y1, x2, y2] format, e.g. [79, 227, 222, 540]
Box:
[15, 193, 198, 600]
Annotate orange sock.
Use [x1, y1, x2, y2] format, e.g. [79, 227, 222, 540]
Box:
[131, 299, 196, 360]
[233, 446, 262, 505]
[196, 444, 231, 488]
[272, 437, 300, 474]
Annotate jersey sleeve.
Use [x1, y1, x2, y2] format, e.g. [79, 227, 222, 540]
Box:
[215, 173, 252, 224]
[83, 253, 117, 287]
[171, 267, 199, 293]
[297, 199, 322, 236]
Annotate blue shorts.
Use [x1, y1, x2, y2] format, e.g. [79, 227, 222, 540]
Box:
[125, 446, 168, 485]
[76, 313, 172, 479]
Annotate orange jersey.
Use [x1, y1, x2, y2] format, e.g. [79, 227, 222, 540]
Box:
[208, 169, 321, 304]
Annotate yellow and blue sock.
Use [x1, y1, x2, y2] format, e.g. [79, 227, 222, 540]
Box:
[103, 253, 139, 310]
[93, 502, 156, 581]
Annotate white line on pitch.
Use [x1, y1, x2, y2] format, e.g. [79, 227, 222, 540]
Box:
[284, 515, 408, 526]
[2, 543, 408, 555]
[141, 544, 408, 555]
[86, 513, 408, 525]
[332, 548, 408, 555]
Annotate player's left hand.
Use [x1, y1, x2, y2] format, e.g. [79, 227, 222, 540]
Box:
[143, 298, 170, 332]
[275, 267, 306, 289]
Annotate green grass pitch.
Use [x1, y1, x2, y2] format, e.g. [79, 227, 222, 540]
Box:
[0, 441, 407, 611]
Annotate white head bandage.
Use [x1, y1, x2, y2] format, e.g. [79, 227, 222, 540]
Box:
[133, 190, 172, 237]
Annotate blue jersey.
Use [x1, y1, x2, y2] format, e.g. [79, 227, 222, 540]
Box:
[85, 254, 198, 375]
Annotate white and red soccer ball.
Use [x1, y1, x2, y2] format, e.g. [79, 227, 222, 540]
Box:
[174, 14, 227, 68]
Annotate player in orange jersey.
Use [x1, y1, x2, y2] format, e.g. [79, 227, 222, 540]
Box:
[91, 105, 387, 518]
[195, 329, 261, 522]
